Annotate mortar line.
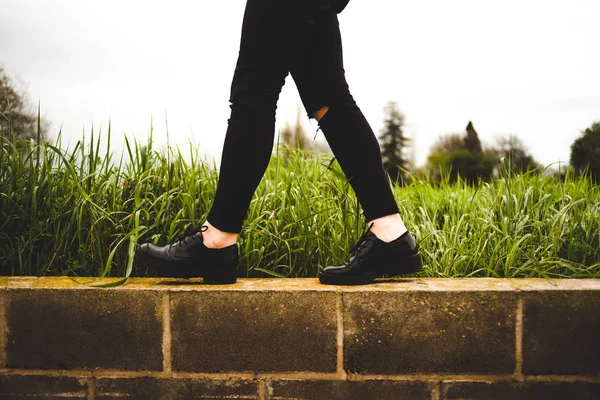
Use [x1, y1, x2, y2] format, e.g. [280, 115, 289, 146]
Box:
[162, 292, 172, 373]
[346, 373, 516, 382]
[3, 368, 599, 383]
[0, 369, 94, 377]
[335, 290, 346, 379]
[257, 379, 266, 400]
[514, 295, 524, 382]
[431, 381, 441, 400]
[0, 291, 7, 368]
[87, 377, 95, 400]
[524, 375, 600, 383]
[0, 369, 511, 381]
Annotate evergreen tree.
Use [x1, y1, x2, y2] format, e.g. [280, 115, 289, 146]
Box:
[463, 121, 482, 153]
[379, 101, 409, 183]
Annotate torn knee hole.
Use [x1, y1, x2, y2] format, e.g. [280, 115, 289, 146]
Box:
[313, 106, 330, 121]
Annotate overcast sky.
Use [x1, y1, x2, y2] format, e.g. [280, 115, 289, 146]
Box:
[2, 0, 599, 167]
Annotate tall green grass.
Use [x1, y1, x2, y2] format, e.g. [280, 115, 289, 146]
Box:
[1, 127, 599, 278]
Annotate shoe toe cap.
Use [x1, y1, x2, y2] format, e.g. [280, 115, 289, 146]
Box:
[137, 243, 161, 257]
[321, 265, 346, 275]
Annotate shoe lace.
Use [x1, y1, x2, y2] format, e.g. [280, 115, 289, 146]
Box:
[349, 223, 375, 256]
[172, 225, 208, 247]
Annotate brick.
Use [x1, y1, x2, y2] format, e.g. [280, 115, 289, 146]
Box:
[171, 291, 337, 373]
[0, 374, 87, 399]
[5, 289, 163, 370]
[343, 291, 517, 374]
[443, 381, 600, 400]
[267, 380, 431, 400]
[523, 291, 600, 375]
[95, 377, 258, 399]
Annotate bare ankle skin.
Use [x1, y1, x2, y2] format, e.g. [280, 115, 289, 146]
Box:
[368, 213, 408, 243]
[202, 221, 238, 249]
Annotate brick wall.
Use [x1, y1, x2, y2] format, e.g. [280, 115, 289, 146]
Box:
[1, 277, 599, 399]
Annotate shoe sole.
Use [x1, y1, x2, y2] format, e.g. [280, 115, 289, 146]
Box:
[318, 252, 423, 285]
[135, 248, 237, 284]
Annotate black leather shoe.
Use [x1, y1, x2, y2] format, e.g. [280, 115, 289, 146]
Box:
[318, 229, 422, 285]
[135, 226, 238, 284]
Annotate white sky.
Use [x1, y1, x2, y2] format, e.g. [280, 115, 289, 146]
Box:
[1, 0, 599, 167]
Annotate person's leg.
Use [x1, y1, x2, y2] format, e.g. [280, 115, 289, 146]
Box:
[204, 0, 320, 246]
[135, 0, 327, 281]
[290, 9, 422, 285]
[290, 11, 406, 242]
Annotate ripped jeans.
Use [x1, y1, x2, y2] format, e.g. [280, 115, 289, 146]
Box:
[206, 0, 399, 233]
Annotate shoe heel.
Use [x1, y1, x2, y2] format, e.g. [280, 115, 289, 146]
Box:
[203, 272, 237, 285]
[388, 252, 423, 276]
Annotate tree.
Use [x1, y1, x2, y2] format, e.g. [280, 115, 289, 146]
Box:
[445, 148, 496, 184]
[429, 132, 464, 154]
[427, 133, 462, 183]
[463, 121, 482, 154]
[0, 67, 46, 141]
[426, 121, 494, 184]
[492, 134, 539, 173]
[379, 101, 409, 183]
[571, 121, 600, 183]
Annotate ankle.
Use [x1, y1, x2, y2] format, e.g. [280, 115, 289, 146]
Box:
[368, 214, 408, 243]
[202, 221, 238, 249]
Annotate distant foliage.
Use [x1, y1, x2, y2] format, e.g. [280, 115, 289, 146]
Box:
[444, 148, 496, 184]
[429, 133, 464, 154]
[0, 67, 48, 141]
[571, 121, 600, 184]
[427, 122, 495, 184]
[492, 134, 540, 173]
[379, 101, 409, 183]
[427, 123, 540, 184]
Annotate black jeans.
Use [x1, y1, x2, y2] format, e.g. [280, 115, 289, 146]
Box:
[207, 0, 399, 233]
